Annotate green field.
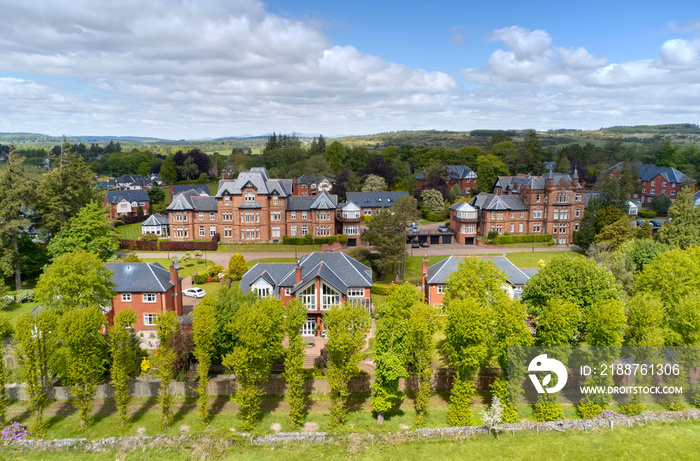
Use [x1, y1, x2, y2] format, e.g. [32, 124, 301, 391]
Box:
[116, 222, 144, 239]
[139, 257, 213, 277]
[506, 250, 585, 269]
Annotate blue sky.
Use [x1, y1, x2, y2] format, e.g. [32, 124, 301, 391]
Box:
[0, 0, 699, 139]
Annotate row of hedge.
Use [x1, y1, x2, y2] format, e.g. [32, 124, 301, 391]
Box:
[114, 215, 149, 227]
[281, 235, 349, 245]
[120, 234, 219, 251]
[638, 209, 657, 218]
[491, 234, 554, 245]
[370, 284, 391, 296]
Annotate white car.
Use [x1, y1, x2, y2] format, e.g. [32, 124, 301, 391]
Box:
[182, 287, 206, 298]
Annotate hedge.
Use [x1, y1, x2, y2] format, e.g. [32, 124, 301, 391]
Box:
[119, 234, 219, 251]
[114, 215, 149, 227]
[370, 284, 391, 296]
[491, 234, 554, 245]
[638, 209, 657, 218]
[282, 235, 347, 245]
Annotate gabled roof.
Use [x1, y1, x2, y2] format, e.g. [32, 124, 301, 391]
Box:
[106, 189, 149, 204]
[494, 172, 580, 192]
[287, 191, 338, 211]
[346, 191, 408, 208]
[426, 256, 531, 286]
[240, 252, 372, 296]
[172, 185, 210, 196]
[106, 262, 182, 293]
[449, 201, 477, 212]
[167, 190, 218, 212]
[469, 193, 528, 211]
[215, 168, 292, 197]
[115, 174, 146, 185]
[296, 174, 331, 185]
[416, 165, 476, 181]
[340, 201, 361, 212]
[142, 213, 169, 226]
[638, 164, 694, 184]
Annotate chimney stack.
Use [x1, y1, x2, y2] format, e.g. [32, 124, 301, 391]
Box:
[295, 263, 302, 285]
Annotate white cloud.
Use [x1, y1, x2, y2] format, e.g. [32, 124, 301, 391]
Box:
[658, 38, 700, 67]
[489, 26, 552, 60]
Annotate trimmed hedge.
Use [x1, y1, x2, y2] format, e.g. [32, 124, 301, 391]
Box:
[491, 234, 554, 245]
[282, 235, 347, 245]
[119, 234, 219, 251]
[370, 284, 390, 296]
[638, 209, 657, 218]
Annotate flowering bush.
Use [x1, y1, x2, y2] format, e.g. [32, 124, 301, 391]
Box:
[1, 422, 30, 441]
[141, 358, 152, 373]
[596, 409, 623, 419]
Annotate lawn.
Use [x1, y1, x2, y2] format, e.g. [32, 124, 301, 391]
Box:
[139, 257, 213, 277]
[246, 257, 297, 267]
[115, 222, 144, 240]
[506, 250, 585, 269]
[3, 301, 39, 326]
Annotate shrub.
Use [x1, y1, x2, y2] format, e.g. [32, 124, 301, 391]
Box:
[193, 274, 208, 284]
[122, 253, 141, 263]
[337, 235, 349, 244]
[15, 290, 34, 304]
[491, 234, 554, 245]
[487, 231, 499, 241]
[638, 209, 657, 218]
[533, 401, 563, 422]
[0, 422, 30, 441]
[577, 402, 603, 419]
[371, 284, 390, 296]
[227, 254, 248, 281]
[425, 212, 446, 222]
[304, 233, 313, 244]
[619, 402, 645, 416]
[206, 264, 224, 279]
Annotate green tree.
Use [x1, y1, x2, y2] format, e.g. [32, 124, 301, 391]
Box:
[59, 307, 107, 431]
[366, 196, 417, 276]
[193, 296, 217, 424]
[148, 186, 166, 205]
[222, 297, 284, 430]
[361, 174, 388, 192]
[521, 256, 621, 333]
[178, 157, 199, 180]
[47, 201, 119, 260]
[637, 220, 653, 239]
[635, 247, 700, 306]
[594, 216, 637, 250]
[154, 311, 179, 428]
[0, 148, 34, 290]
[35, 250, 116, 315]
[109, 308, 140, 429]
[324, 302, 371, 427]
[36, 137, 101, 237]
[514, 130, 546, 173]
[651, 194, 672, 215]
[406, 301, 438, 424]
[226, 254, 248, 281]
[0, 313, 10, 426]
[625, 293, 665, 346]
[656, 186, 700, 249]
[476, 155, 509, 193]
[420, 189, 446, 217]
[444, 257, 508, 308]
[14, 308, 58, 436]
[283, 299, 308, 428]
[324, 141, 348, 173]
[213, 288, 258, 362]
[160, 154, 178, 184]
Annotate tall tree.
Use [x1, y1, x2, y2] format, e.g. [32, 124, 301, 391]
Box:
[154, 310, 179, 428]
[406, 301, 438, 424]
[36, 137, 101, 237]
[656, 186, 700, 249]
[46, 201, 119, 260]
[160, 154, 178, 184]
[15, 308, 58, 436]
[109, 308, 140, 429]
[222, 297, 284, 430]
[362, 174, 388, 192]
[0, 147, 34, 290]
[35, 250, 116, 315]
[193, 296, 217, 424]
[366, 196, 417, 276]
[59, 307, 107, 431]
[475, 155, 509, 193]
[324, 302, 371, 427]
[284, 299, 308, 428]
[324, 141, 348, 173]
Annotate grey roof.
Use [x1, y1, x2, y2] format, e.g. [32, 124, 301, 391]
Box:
[426, 256, 531, 287]
[694, 190, 700, 200]
[521, 268, 540, 278]
[238, 202, 262, 209]
[449, 201, 477, 212]
[341, 201, 361, 211]
[167, 190, 217, 212]
[115, 174, 146, 185]
[215, 168, 292, 197]
[240, 252, 372, 296]
[106, 189, 149, 204]
[494, 173, 580, 192]
[296, 174, 331, 185]
[346, 191, 409, 208]
[287, 191, 338, 211]
[172, 185, 210, 196]
[638, 164, 693, 184]
[416, 165, 476, 181]
[106, 262, 182, 293]
[469, 193, 528, 211]
[142, 213, 169, 226]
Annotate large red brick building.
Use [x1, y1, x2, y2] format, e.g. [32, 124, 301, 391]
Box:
[450, 171, 585, 245]
[601, 162, 695, 204]
[417, 165, 477, 194]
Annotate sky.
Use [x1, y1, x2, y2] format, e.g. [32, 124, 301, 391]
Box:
[0, 0, 699, 139]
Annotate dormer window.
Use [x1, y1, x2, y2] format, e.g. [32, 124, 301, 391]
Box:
[224, 196, 230, 205]
[245, 192, 256, 202]
[273, 195, 278, 205]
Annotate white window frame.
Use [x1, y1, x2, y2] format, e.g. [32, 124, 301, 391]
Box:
[121, 294, 131, 302]
[210, 226, 216, 236]
[198, 212, 204, 220]
[347, 288, 364, 297]
[143, 293, 156, 303]
[437, 285, 445, 294]
[273, 195, 278, 205]
[321, 283, 340, 310]
[144, 314, 158, 326]
[300, 283, 316, 310]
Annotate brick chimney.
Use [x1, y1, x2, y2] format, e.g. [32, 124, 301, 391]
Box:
[169, 185, 174, 201]
[421, 256, 429, 302]
[295, 263, 302, 285]
[572, 167, 579, 188]
[170, 263, 183, 316]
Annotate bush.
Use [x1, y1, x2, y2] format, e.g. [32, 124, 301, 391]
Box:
[193, 274, 208, 284]
[425, 212, 446, 222]
[227, 254, 248, 281]
[15, 290, 34, 304]
[206, 264, 224, 279]
[577, 402, 603, 419]
[139, 233, 159, 241]
[638, 209, 657, 218]
[487, 231, 499, 241]
[619, 402, 645, 416]
[533, 401, 563, 422]
[491, 234, 554, 245]
[337, 235, 349, 244]
[371, 284, 390, 296]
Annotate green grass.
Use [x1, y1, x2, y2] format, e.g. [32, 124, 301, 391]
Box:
[216, 243, 322, 253]
[506, 250, 585, 269]
[3, 301, 39, 326]
[246, 257, 297, 267]
[116, 222, 144, 240]
[139, 257, 213, 277]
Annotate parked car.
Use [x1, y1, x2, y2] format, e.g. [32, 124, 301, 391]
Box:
[411, 226, 419, 233]
[411, 240, 420, 248]
[649, 220, 662, 227]
[420, 240, 430, 248]
[636, 220, 645, 227]
[183, 287, 206, 298]
[438, 225, 449, 232]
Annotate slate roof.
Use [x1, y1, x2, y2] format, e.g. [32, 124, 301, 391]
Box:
[215, 168, 292, 198]
[106, 262, 182, 293]
[142, 213, 169, 226]
[287, 191, 338, 211]
[416, 165, 476, 181]
[425, 256, 531, 287]
[449, 201, 478, 212]
[240, 252, 372, 297]
[106, 189, 149, 204]
[494, 172, 580, 192]
[346, 191, 408, 208]
[638, 164, 693, 184]
[172, 185, 210, 196]
[469, 193, 528, 211]
[340, 201, 361, 211]
[167, 190, 217, 212]
[296, 174, 332, 185]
